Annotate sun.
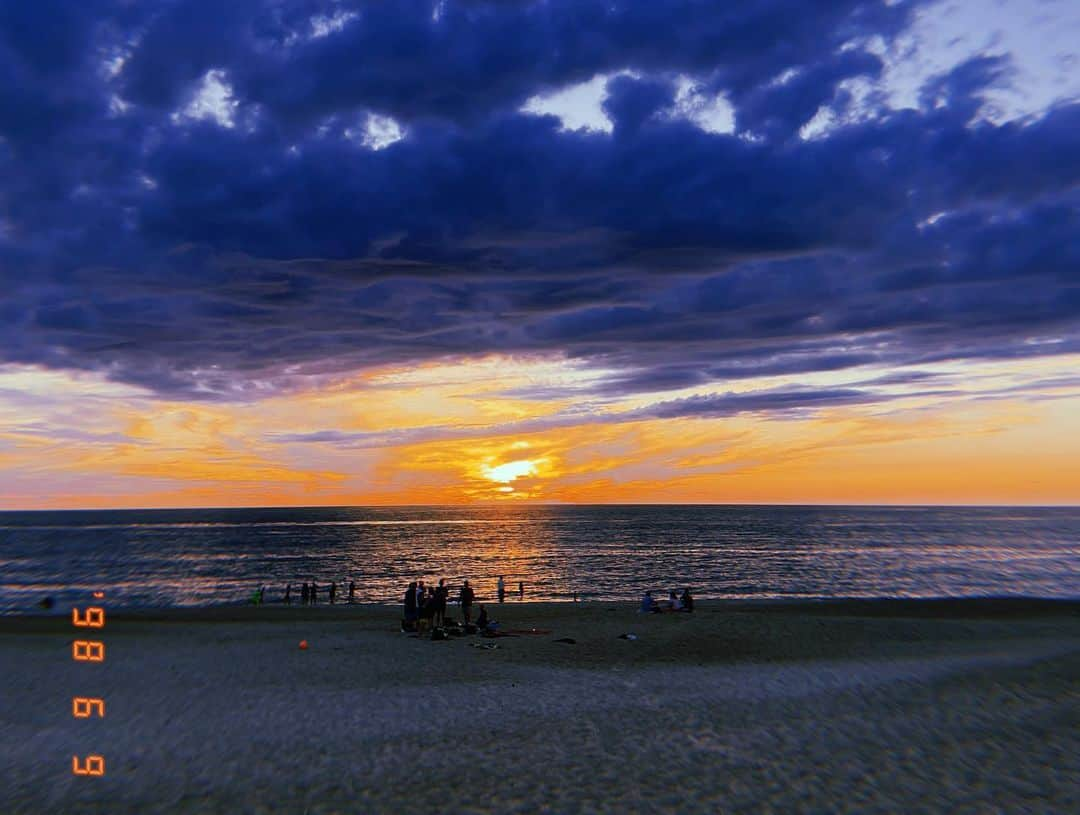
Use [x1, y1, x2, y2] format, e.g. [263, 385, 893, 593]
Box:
[481, 459, 540, 483]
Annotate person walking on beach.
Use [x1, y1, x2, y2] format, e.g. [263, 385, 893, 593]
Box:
[348, 581, 356, 604]
[497, 575, 506, 604]
[518, 580, 524, 600]
[330, 581, 337, 605]
[459, 580, 475, 624]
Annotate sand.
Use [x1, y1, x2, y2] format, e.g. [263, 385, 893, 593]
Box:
[1, 599, 1077, 814]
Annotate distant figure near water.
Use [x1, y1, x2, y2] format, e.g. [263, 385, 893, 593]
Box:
[348, 581, 356, 604]
[403, 581, 418, 631]
[518, 580, 524, 600]
[311, 581, 318, 605]
[460, 580, 475, 624]
[284, 584, 291, 605]
[681, 588, 694, 613]
[640, 591, 656, 614]
[329, 582, 337, 605]
[434, 578, 449, 627]
[497, 575, 506, 603]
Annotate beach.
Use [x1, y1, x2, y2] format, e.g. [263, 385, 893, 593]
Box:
[2, 599, 1078, 814]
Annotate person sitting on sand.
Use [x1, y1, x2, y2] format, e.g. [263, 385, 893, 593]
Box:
[669, 590, 683, 612]
[476, 604, 489, 631]
[640, 591, 656, 613]
[680, 588, 694, 613]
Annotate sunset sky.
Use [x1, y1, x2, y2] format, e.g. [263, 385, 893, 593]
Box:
[1, 0, 1078, 508]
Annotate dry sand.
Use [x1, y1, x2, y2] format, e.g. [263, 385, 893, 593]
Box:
[1, 599, 1077, 814]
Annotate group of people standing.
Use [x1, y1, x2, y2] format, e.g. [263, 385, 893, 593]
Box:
[282, 580, 356, 605]
[402, 578, 482, 634]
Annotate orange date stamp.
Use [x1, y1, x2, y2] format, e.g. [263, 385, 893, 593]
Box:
[72, 594, 106, 777]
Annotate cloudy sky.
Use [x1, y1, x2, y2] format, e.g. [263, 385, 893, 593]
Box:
[1, 0, 1077, 508]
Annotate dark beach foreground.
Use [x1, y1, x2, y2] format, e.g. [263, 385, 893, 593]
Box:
[2, 598, 1077, 814]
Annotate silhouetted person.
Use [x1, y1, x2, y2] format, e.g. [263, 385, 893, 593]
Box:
[330, 582, 337, 605]
[403, 581, 418, 631]
[518, 580, 524, 600]
[348, 581, 356, 604]
[37, 596, 55, 610]
[459, 580, 475, 624]
[477, 604, 489, 630]
[284, 584, 292, 605]
[434, 579, 448, 627]
[311, 581, 318, 605]
[418, 587, 435, 635]
[681, 587, 694, 613]
[497, 575, 506, 604]
[301, 583, 308, 605]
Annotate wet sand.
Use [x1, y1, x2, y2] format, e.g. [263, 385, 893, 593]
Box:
[2, 599, 1077, 814]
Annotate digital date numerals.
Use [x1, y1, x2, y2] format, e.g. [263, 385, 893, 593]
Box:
[72, 597, 106, 777]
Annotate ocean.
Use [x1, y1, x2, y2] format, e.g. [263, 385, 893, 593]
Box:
[1, 504, 1077, 613]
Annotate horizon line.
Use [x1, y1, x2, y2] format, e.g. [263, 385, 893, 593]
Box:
[2, 501, 1078, 513]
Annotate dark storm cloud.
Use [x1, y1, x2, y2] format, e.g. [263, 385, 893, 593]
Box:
[0, 1, 1077, 403]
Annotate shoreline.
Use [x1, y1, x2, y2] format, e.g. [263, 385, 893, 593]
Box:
[3, 594, 1078, 627]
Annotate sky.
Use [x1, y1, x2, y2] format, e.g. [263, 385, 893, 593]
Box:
[0, 0, 1077, 509]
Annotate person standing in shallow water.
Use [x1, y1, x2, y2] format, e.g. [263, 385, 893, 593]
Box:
[329, 582, 337, 605]
[284, 584, 291, 605]
[518, 580, 524, 600]
[348, 581, 356, 604]
[497, 575, 506, 603]
[311, 581, 318, 605]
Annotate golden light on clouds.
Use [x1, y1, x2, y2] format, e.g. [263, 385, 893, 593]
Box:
[1, 352, 1079, 509]
[482, 458, 541, 483]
